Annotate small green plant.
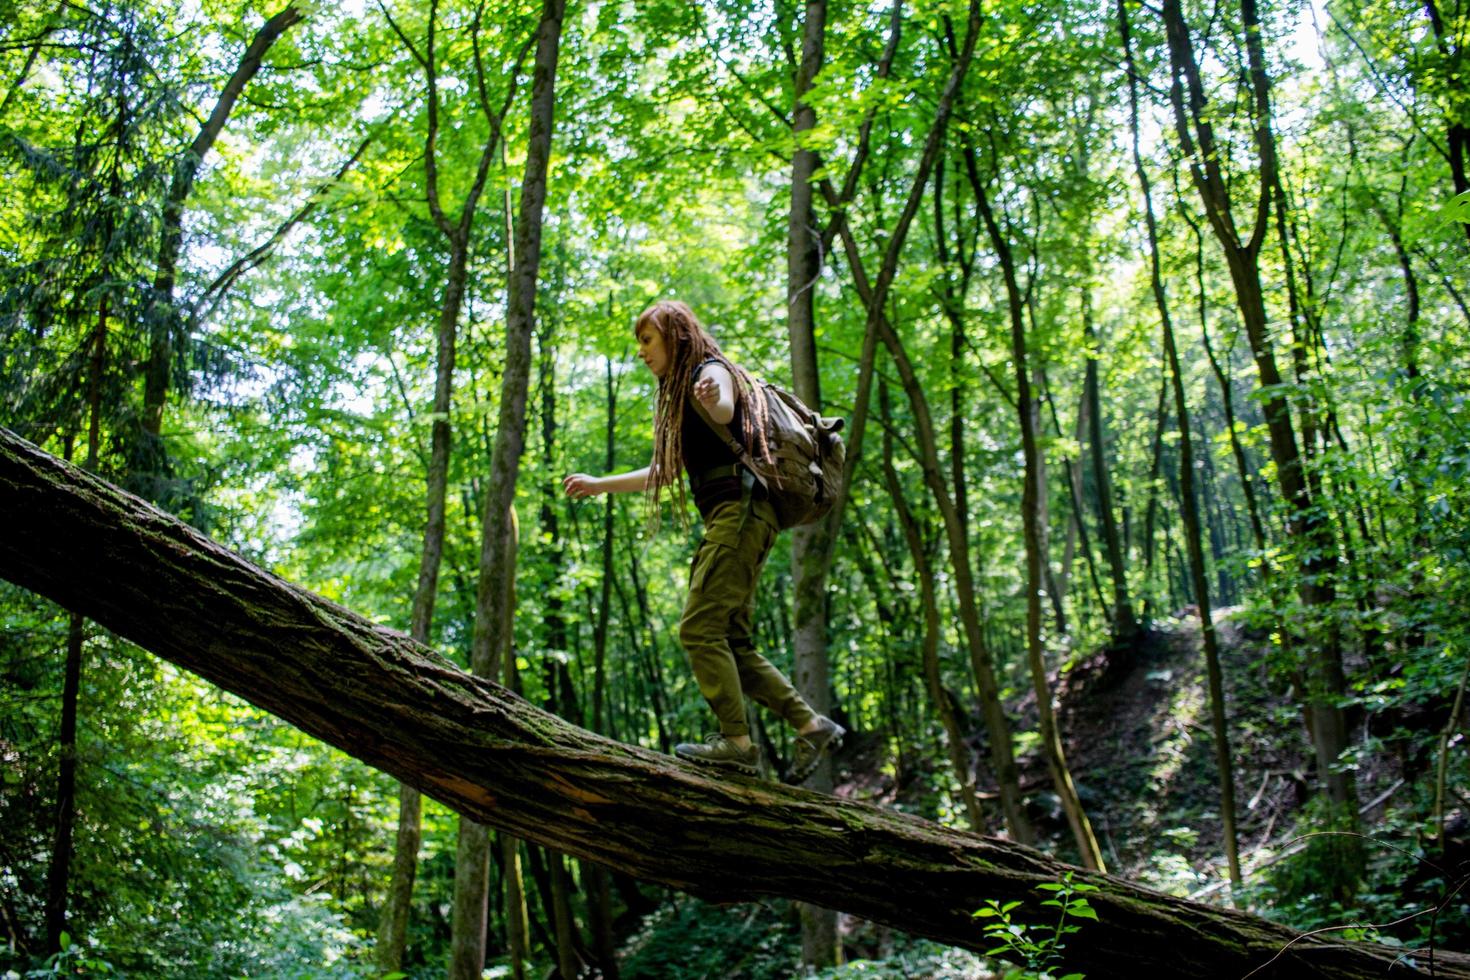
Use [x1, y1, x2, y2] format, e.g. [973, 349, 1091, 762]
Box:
[972, 872, 1098, 980]
[21, 932, 116, 978]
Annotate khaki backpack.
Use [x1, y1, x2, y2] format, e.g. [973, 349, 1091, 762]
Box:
[690, 378, 846, 530]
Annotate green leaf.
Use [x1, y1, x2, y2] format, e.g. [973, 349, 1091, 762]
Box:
[1444, 191, 1470, 224]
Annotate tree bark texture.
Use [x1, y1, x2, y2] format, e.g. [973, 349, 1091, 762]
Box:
[9, 432, 1468, 979]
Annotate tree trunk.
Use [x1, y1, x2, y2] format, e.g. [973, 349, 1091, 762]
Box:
[501, 812, 531, 978]
[1139, 371, 1168, 619]
[962, 142, 1103, 871]
[44, 292, 108, 955]
[45, 611, 83, 955]
[452, 1, 565, 973]
[591, 357, 617, 736]
[881, 383, 984, 831]
[380, 0, 526, 948]
[379, 218, 470, 980]
[548, 852, 583, 979]
[1045, 382, 1109, 633]
[1421, 0, 1470, 246]
[787, 0, 840, 966]
[5, 429, 1466, 980]
[1082, 295, 1137, 639]
[1160, 0, 1357, 832]
[821, 2, 1038, 843]
[1120, 0, 1241, 890]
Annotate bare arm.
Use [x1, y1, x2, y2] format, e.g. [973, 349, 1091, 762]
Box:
[693, 363, 736, 425]
[563, 466, 651, 499]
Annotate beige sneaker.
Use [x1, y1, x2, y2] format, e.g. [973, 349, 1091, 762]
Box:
[674, 734, 760, 776]
[787, 716, 845, 783]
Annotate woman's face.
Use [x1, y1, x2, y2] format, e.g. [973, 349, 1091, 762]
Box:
[636, 321, 670, 378]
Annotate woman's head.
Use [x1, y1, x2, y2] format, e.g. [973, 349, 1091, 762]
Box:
[633, 300, 718, 382]
[636, 300, 771, 526]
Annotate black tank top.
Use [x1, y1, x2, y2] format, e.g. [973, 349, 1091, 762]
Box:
[681, 360, 746, 517]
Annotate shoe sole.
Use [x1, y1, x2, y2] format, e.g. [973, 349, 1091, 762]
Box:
[674, 748, 758, 777]
[786, 727, 845, 783]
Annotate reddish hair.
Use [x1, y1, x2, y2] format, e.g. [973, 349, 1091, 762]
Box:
[638, 300, 772, 524]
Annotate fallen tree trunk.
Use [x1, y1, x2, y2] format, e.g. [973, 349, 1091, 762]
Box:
[0, 426, 1462, 980]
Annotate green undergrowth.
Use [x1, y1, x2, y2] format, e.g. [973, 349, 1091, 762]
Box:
[617, 896, 996, 979]
[618, 896, 800, 979]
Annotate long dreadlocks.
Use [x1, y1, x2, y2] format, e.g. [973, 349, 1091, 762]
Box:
[639, 300, 774, 526]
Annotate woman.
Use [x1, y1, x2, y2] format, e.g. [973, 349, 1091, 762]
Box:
[563, 300, 843, 780]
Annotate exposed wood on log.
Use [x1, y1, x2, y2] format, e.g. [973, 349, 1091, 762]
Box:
[0, 427, 1465, 980]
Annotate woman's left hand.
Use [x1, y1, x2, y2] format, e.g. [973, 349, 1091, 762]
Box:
[694, 375, 720, 408]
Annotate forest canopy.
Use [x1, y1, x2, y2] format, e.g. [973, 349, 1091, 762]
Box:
[1, 0, 1467, 976]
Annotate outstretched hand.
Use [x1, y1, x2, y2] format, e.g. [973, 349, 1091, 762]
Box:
[563, 473, 601, 500]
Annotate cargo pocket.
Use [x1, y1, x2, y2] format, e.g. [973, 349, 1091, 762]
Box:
[688, 539, 717, 594]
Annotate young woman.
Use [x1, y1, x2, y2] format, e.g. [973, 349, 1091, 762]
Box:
[563, 300, 843, 780]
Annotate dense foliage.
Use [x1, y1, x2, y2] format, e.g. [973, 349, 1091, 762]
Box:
[1, 0, 1466, 975]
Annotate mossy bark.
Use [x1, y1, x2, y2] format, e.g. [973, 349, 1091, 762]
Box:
[2, 428, 1466, 980]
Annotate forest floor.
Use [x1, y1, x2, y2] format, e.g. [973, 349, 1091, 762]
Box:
[623, 612, 1467, 976]
[1047, 608, 1311, 894]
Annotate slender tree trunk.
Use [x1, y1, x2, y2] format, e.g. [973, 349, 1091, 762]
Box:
[1082, 295, 1137, 639]
[1193, 265, 1268, 561]
[961, 140, 1102, 869]
[44, 288, 108, 955]
[822, 3, 1038, 843]
[46, 611, 83, 956]
[583, 855, 617, 980]
[1376, 201, 1432, 655]
[1120, 0, 1241, 889]
[452, 3, 564, 972]
[380, 0, 527, 953]
[1160, 0, 1357, 832]
[1139, 371, 1169, 621]
[786, 0, 841, 965]
[1421, 0, 1470, 246]
[500, 821, 531, 978]
[1045, 375, 1109, 632]
[592, 357, 617, 735]
[548, 852, 583, 978]
[536, 340, 588, 977]
[379, 237, 468, 977]
[882, 383, 984, 830]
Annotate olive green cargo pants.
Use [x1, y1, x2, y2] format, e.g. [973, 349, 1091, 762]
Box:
[678, 495, 818, 738]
